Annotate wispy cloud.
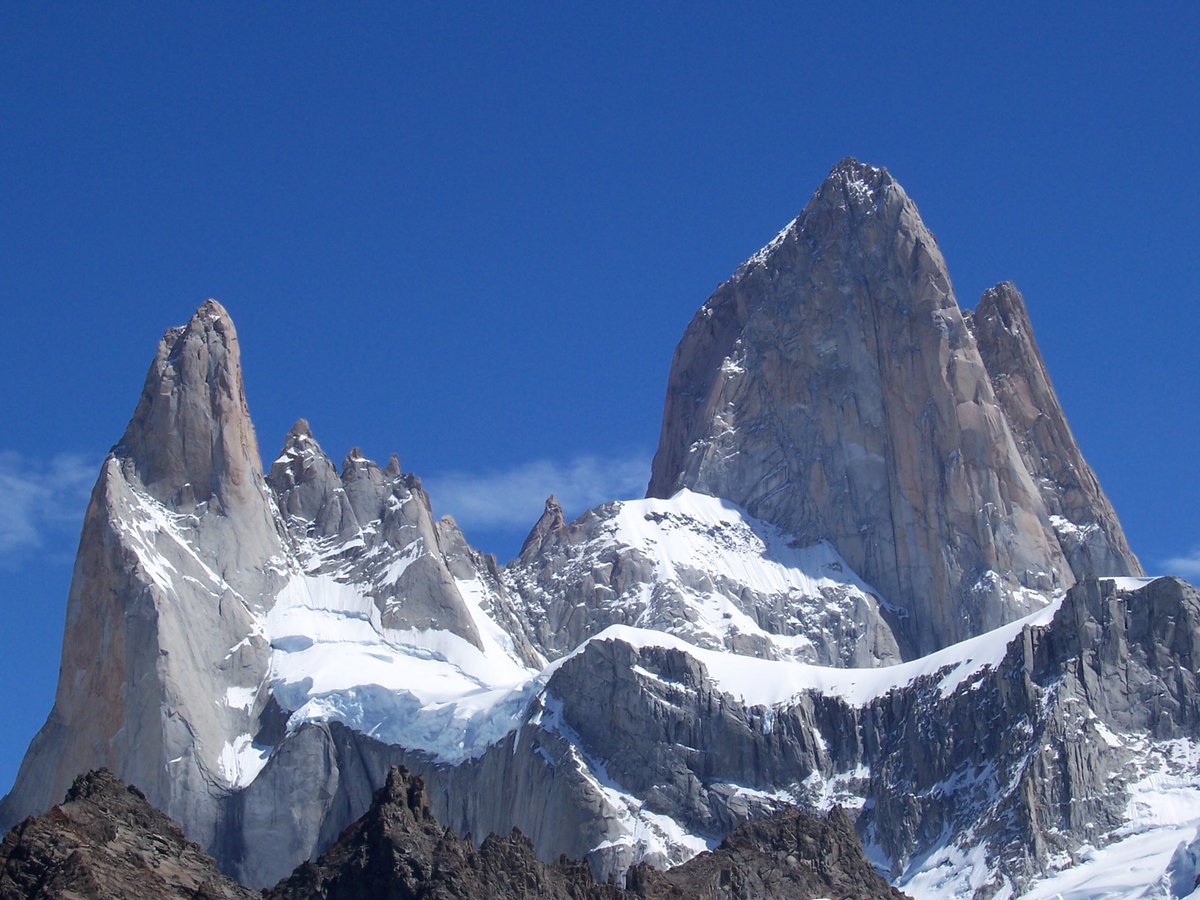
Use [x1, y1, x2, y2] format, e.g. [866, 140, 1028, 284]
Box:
[1163, 548, 1200, 578]
[0, 451, 97, 566]
[424, 453, 649, 532]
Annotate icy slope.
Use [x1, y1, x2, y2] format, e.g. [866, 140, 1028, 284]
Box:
[549, 592, 1062, 709]
[267, 558, 538, 762]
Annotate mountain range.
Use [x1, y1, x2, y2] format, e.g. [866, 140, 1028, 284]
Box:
[2, 158, 1197, 899]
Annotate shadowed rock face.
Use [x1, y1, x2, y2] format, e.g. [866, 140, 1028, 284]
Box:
[648, 158, 1077, 655]
[0, 769, 256, 899]
[967, 281, 1142, 580]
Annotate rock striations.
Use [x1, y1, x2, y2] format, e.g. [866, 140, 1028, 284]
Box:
[2, 159, 1193, 900]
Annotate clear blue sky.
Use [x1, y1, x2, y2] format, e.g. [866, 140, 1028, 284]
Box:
[2, 4, 1197, 794]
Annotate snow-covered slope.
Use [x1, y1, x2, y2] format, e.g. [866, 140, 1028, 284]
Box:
[266, 557, 538, 763]
[520, 575, 1200, 898]
[507, 489, 906, 668]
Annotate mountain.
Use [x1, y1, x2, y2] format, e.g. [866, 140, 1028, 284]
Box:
[647, 158, 1139, 656]
[0, 301, 286, 853]
[1, 159, 1193, 900]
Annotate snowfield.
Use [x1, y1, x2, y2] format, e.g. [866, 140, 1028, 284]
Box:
[266, 566, 539, 763]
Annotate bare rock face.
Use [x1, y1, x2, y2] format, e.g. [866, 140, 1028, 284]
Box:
[0, 769, 256, 899]
[0, 300, 285, 849]
[117, 299, 284, 586]
[519, 494, 569, 558]
[648, 158, 1075, 655]
[967, 281, 1142, 580]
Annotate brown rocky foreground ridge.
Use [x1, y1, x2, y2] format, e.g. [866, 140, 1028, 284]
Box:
[1, 766, 906, 899]
[0, 769, 256, 899]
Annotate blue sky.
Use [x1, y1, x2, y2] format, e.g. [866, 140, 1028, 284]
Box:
[1, 4, 1197, 794]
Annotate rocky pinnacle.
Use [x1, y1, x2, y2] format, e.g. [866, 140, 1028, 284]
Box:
[0, 300, 285, 848]
[518, 494, 568, 558]
[968, 281, 1142, 579]
[648, 158, 1076, 654]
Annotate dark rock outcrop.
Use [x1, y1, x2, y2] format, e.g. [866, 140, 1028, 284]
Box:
[628, 805, 908, 899]
[266, 765, 622, 899]
[0, 769, 256, 899]
[262, 764, 903, 900]
[1, 767, 903, 899]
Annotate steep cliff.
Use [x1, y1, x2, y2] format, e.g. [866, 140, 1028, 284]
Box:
[967, 281, 1142, 580]
[647, 159, 1075, 655]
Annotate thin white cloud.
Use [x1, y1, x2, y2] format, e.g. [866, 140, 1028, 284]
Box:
[1163, 548, 1200, 578]
[0, 451, 97, 565]
[425, 453, 649, 532]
